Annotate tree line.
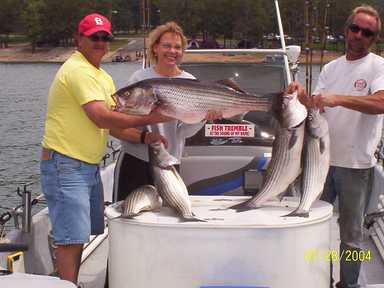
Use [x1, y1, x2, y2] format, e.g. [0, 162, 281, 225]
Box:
[0, 0, 382, 49]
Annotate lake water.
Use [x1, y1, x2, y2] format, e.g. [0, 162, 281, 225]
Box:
[0, 60, 319, 230]
[0, 62, 141, 224]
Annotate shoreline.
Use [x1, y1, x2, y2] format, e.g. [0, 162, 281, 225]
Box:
[0, 43, 345, 64]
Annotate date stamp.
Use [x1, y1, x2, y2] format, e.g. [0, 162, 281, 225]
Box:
[304, 248, 372, 263]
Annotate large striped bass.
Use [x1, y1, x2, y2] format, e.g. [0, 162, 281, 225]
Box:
[121, 185, 162, 218]
[286, 109, 330, 217]
[112, 78, 285, 125]
[230, 120, 306, 211]
[149, 142, 204, 222]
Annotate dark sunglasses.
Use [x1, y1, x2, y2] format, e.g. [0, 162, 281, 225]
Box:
[88, 34, 113, 42]
[348, 23, 376, 38]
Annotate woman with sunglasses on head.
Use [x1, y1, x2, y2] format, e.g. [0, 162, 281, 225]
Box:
[40, 13, 172, 285]
[112, 21, 221, 202]
[288, 5, 384, 288]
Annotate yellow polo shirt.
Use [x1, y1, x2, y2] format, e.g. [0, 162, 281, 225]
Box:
[42, 51, 115, 164]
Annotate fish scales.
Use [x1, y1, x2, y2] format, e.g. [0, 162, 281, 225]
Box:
[155, 83, 268, 108]
[122, 185, 162, 218]
[230, 121, 305, 211]
[248, 123, 305, 206]
[150, 142, 203, 221]
[154, 166, 192, 217]
[287, 110, 330, 217]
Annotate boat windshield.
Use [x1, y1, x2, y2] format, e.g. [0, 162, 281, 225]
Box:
[181, 62, 286, 146]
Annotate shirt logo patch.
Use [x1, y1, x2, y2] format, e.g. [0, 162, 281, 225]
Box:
[354, 79, 367, 91]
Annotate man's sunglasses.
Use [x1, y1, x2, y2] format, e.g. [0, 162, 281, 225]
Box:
[348, 23, 376, 38]
[88, 34, 113, 42]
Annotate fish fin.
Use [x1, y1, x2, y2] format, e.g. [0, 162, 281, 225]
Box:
[182, 215, 207, 222]
[121, 213, 139, 219]
[283, 208, 309, 218]
[216, 78, 247, 93]
[171, 166, 185, 183]
[288, 130, 299, 150]
[222, 111, 247, 122]
[319, 138, 326, 154]
[228, 200, 260, 212]
[109, 215, 124, 220]
[284, 175, 302, 197]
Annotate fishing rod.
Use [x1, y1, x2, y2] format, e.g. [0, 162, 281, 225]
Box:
[309, 3, 320, 95]
[319, 0, 331, 71]
[142, 0, 151, 68]
[304, 0, 311, 95]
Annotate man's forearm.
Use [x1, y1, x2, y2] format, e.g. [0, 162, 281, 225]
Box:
[110, 127, 141, 142]
[335, 93, 384, 114]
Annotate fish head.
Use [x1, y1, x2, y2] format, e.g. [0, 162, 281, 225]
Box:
[306, 109, 329, 138]
[149, 141, 179, 168]
[113, 85, 157, 115]
[272, 91, 307, 128]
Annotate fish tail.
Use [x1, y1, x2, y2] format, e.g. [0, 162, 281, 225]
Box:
[182, 215, 207, 222]
[283, 208, 309, 218]
[228, 200, 260, 212]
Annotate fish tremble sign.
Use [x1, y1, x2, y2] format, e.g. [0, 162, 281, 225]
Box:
[205, 123, 255, 137]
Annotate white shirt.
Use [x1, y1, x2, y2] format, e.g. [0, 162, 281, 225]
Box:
[313, 53, 384, 168]
[121, 66, 204, 163]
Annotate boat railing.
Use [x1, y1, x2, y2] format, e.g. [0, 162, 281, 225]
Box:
[102, 140, 121, 167]
[185, 48, 287, 55]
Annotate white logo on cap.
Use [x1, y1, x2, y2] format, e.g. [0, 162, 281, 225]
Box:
[94, 17, 103, 25]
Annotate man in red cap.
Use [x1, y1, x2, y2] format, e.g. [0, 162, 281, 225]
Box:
[40, 13, 170, 284]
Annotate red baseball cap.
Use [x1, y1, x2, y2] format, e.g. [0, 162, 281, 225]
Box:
[78, 13, 112, 36]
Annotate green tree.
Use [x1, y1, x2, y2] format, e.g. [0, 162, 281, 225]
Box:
[22, 0, 45, 51]
[0, 0, 23, 47]
[112, 0, 142, 33]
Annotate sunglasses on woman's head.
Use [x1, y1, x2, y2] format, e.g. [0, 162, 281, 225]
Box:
[348, 23, 376, 38]
[88, 33, 113, 42]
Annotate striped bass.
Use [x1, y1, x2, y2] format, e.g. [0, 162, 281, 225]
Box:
[121, 185, 162, 218]
[149, 142, 204, 222]
[286, 109, 330, 217]
[112, 78, 279, 125]
[230, 120, 305, 211]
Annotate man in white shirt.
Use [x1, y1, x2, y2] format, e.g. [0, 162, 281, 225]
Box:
[289, 5, 384, 288]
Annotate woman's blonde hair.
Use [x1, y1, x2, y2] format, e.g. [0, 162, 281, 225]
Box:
[148, 21, 187, 64]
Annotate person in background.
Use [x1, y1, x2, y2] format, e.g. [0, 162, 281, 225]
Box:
[113, 21, 221, 202]
[40, 13, 171, 285]
[289, 5, 384, 288]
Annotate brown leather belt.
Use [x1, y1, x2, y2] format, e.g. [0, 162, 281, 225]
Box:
[41, 148, 54, 160]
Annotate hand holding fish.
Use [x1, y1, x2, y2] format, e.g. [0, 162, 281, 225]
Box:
[287, 81, 310, 107]
[144, 132, 169, 148]
[311, 93, 339, 110]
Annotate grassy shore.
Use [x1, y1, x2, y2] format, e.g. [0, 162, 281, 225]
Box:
[0, 41, 345, 64]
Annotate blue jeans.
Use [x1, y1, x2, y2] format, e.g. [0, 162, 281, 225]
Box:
[41, 151, 104, 245]
[321, 166, 373, 288]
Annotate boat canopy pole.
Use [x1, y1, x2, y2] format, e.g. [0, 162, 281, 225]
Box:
[274, 0, 291, 84]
